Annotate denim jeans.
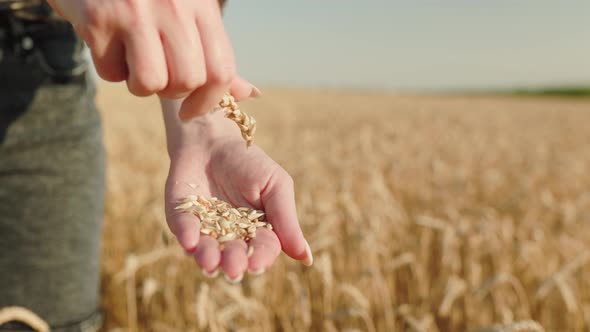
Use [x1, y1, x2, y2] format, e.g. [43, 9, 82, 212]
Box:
[0, 12, 104, 332]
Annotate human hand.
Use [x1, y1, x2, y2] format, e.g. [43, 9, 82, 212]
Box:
[48, 0, 259, 119]
[161, 108, 313, 282]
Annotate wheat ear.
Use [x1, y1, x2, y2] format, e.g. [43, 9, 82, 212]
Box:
[218, 93, 257, 147]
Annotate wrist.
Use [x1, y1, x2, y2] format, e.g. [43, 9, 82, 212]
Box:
[160, 98, 238, 157]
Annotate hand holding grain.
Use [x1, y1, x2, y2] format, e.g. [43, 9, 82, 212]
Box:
[160, 104, 313, 281]
[165, 140, 312, 282]
[47, 0, 260, 120]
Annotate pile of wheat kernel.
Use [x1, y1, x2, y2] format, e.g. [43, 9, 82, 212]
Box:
[175, 195, 272, 248]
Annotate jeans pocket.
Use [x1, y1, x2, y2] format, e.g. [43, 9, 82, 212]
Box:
[0, 17, 89, 83]
[30, 23, 88, 82]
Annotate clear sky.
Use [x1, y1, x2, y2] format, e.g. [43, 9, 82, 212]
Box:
[223, 1, 590, 91]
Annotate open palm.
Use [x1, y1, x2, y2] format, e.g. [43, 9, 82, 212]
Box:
[164, 136, 312, 282]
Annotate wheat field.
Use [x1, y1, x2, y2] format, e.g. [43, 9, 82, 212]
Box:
[96, 82, 590, 332]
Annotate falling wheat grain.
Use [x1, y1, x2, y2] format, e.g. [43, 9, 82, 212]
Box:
[217, 93, 257, 147]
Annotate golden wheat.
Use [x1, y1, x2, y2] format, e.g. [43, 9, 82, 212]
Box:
[0, 307, 49, 332]
[96, 83, 590, 331]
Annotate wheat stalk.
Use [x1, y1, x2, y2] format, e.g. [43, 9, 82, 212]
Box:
[196, 283, 210, 330]
[397, 305, 430, 332]
[140, 278, 159, 307]
[439, 276, 467, 317]
[339, 283, 371, 310]
[113, 247, 181, 284]
[0, 307, 49, 332]
[287, 272, 312, 329]
[476, 320, 546, 332]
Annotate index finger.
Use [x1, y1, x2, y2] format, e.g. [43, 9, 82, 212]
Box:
[179, 3, 235, 120]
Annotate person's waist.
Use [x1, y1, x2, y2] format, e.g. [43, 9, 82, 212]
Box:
[0, 10, 78, 55]
[0, 1, 61, 21]
[0, 0, 66, 47]
[0, 3, 87, 83]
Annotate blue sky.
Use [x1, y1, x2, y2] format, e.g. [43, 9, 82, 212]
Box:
[224, 1, 590, 91]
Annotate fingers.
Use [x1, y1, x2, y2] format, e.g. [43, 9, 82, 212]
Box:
[73, 10, 129, 82]
[157, 11, 206, 99]
[229, 76, 262, 102]
[166, 211, 201, 253]
[220, 240, 248, 282]
[195, 235, 278, 281]
[195, 231, 281, 281]
[64, 3, 130, 82]
[247, 228, 281, 274]
[124, 27, 168, 97]
[89, 37, 128, 82]
[179, 5, 235, 120]
[194, 236, 222, 274]
[221, 240, 248, 283]
[262, 170, 313, 266]
[59, 0, 247, 107]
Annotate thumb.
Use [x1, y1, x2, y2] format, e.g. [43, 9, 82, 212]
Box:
[262, 170, 313, 266]
[229, 76, 262, 102]
[178, 75, 261, 120]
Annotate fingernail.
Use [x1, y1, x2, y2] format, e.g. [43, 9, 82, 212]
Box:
[224, 273, 244, 284]
[302, 241, 313, 267]
[201, 268, 219, 279]
[247, 267, 266, 276]
[250, 85, 262, 98]
[184, 246, 197, 256]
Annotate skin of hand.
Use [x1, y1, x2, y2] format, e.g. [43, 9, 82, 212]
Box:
[47, 0, 260, 120]
[160, 97, 313, 281]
